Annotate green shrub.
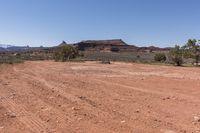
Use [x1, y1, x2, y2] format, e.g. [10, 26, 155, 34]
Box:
[53, 45, 80, 62]
[169, 45, 183, 66]
[154, 53, 166, 62]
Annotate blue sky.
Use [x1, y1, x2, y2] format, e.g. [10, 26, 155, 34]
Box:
[0, 0, 200, 47]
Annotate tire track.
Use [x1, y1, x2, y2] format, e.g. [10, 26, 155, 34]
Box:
[0, 97, 48, 133]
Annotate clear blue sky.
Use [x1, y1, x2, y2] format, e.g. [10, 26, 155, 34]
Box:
[0, 0, 200, 47]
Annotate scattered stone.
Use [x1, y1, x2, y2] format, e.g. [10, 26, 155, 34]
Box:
[77, 118, 82, 121]
[9, 96, 14, 99]
[42, 108, 50, 111]
[135, 109, 140, 113]
[121, 120, 126, 123]
[3, 83, 8, 86]
[6, 112, 16, 118]
[49, 96, 54, 99]
[72, 107, 80, 111]
[78, 96, 86, 100]
[10, 113, 16, 118]
[154, 119, 161, 122]
[194, 116, 200, 122]
[163, 97, 170, 100]
[147, 105, 151, 108]
[180, 130, 187, 133]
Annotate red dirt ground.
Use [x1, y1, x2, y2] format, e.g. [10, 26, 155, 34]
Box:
[0, 61, 200, 133]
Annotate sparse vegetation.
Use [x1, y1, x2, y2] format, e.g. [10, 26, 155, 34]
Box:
[53, 45, 80, 62]
[182, 39, 200, 66]
[0, 56, 24, 64]
[2, 38, 200, 67]
[154, 53, 166, 62]
[83, 51, 155, 63]
[169, 45, 183, 66]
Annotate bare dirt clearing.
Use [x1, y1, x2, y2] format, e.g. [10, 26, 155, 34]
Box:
[0, 61, 200, 133]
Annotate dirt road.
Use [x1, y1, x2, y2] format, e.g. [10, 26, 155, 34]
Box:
[0, 61, 200, 133]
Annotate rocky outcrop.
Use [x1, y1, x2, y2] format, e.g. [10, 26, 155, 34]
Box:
[74, 39, 137, 52]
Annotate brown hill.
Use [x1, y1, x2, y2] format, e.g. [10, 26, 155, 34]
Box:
[74, 39, 137, 52]
[57, 39, 170, 52]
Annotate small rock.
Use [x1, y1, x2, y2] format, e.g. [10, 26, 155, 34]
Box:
[180, 130, 187, 133]
[72, 107, 80, 111]
[49, 96, 54, 99]
[9, 96, 14, 99]
[154, 119, 161, 122]
[135, 109, 140, 113]
[3, 83, 8, 86]
[163, 97, 170, 100]
[194, 116, 200, 122]
[121, 120, 126, 123]
[77, 118, 82, 121]
[8, 112, 16, 118]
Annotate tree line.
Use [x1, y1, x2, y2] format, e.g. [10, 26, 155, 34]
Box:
[54, 39, 200, 67]
[155, 39, 200, 66]
[171, 39, 200, 66]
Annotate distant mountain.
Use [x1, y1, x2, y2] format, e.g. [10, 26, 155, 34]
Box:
[73, 39, 138, 52]
[0, 39, 171, 53]
[0, 47, 6, 52]
[55, 39, 171, 52]
[0, 44, 44, 52]
[7, 46, 30, 51]
[0, 44, 30, 52]
[80, 39, 129, 46]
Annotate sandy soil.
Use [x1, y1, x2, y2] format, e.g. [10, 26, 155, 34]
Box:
[0, 61, 200, 133]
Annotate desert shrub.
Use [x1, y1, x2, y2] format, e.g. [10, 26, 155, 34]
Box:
[182, 39, 200, 66]
[169, 45, 183, 66]
[0, 58, 24, 64]
[53, 45, 79, 62]
[154, 53, 166, 62]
